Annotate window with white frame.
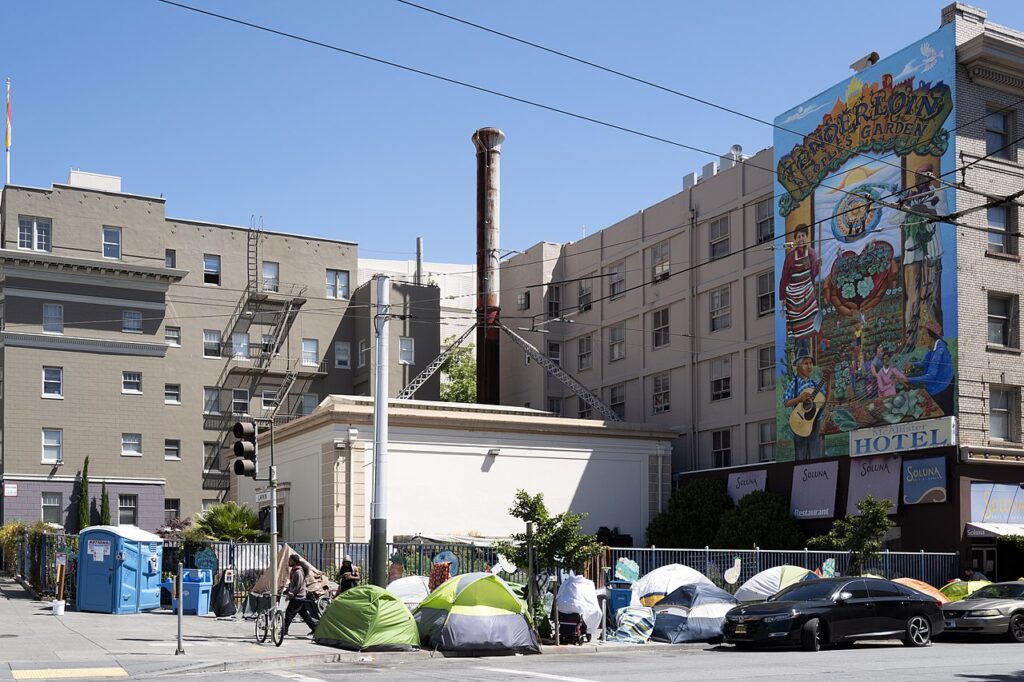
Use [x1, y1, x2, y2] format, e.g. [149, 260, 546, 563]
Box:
[988, 205, 1017, 255]
[43, 303, 63, 334]
[164, 439, 181, 460]
[758, 345, 776, 391]
[608, 323, 626, 362]
[261, 390, 278, 410]
[118, 494, 138, 525]
[653, 372, 670, 414]
[517, 292, 530, 310]
[990, 386, 1018, 442]
[577, 396, 592, 419]
[19, 216, 52, 252]
[652, 308, 670, 349]
[756, 198, 775, 244]
[202, 499, 218, 512]
[547, 341, 561, 367]
[203, 387, 220, 414]
[301, 393, 318, 415]
[231, 389, 249, 415]
[710, 286, 731, 331]
[988, 294, 1017, 348]
[122, 371, 142, 394]
[546, 286, 561, 319]
[165, 326, 181, 346]
[203, 442, 221, 473]
[261, 334, 276, 356]
[756, 271, 775, 316]
[335, 341, 351, 369]
[711, 357, 731, 401]
[651, 242, 670, 282]
[165, 384, 181, 404]
[42, 428, 63, 463]
[42, 492, 62, 524]
[102, 226, 122, 259]
[122, 310, 142, 333]
[164, 499, 181, 525]
[358, 339, 368, 368]
[232, 332, 250, 360]
[203, 254, 221, 286]
[578, 277, 593, 311]
[121, 433, 142, 456]
[709, 215, 730, 259]
[203, 329, 222, 358]
[42, 367, 63, 397]
[165, 249, 176, 268]
[759, 421, 776, 462]
[262, 261, 280, 292]
[712, 429, 731, 468]
[986, 108, 1012, 159]
[326, 269, 350, 299]
[577, 335, 593, 370]
[302, 338, 319, 366]
[399, 337, 414, 365]
[607, 262, 625, 298]
[609, 384, 626, 419]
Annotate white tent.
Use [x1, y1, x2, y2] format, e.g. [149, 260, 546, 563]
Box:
[555, 575, 602, 633]
[387, 575, 430, 610]
[634, 564, 714, 607]
[734, 565, 816, 602]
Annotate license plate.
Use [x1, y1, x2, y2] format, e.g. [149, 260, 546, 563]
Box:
[735, 624, 747, 634]
[945, 621, 955, 628]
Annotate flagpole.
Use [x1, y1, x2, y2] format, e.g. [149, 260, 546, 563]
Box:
[5, 77, 10, 186]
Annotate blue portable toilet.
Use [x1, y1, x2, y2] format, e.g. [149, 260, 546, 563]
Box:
[77, 526, 163, 614]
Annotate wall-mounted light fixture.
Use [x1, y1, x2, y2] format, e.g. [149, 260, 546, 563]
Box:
[487, 448, 500, 457]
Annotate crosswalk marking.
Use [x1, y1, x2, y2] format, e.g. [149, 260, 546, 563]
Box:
[268, 671, 330, 682]
[12, 667, 128, 680]
[476, 668, 600, 682]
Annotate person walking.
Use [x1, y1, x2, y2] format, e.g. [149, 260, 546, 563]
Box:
[280, 554, 317, 639]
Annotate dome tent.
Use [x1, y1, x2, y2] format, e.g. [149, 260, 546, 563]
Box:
[650, 582, 737, 643]
[313, 585, 420, 652]
[735, 565, 817, 602]
[387, 575, 430, 610]
[633, 564, 715, 608]
[940, 579, 991, 602]
[893, 578, 949, 605]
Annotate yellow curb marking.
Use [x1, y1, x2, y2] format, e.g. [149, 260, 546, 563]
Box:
[12, 667, 128, 680]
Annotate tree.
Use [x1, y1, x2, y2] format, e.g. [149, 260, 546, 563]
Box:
[186, 502, 265, 542]
[493, 490, 603, 574]
[76, 457, 91, 532]
[100, 483, 111, 526]
[713, 491, 803, 549]
[808, 495, 894, 575]
[439, 336, 476, 403]
[646, 477, 733, 548]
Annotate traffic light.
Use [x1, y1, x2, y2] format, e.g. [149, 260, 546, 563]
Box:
[232, 421, 258, 478]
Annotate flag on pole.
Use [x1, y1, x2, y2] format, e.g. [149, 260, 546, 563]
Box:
[5, 79, 10, 151]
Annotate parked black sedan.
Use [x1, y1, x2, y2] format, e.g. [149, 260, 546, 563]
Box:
[722, 577, 944, 651]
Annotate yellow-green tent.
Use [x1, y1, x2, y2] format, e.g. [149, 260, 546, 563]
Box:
[939, 579, 991, 602]
[313, 585, 420, 652]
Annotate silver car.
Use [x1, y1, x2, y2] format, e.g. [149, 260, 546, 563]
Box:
[942, 582, 1024, 641]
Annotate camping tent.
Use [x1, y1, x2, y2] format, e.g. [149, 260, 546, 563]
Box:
[650, 583, 737, 643]
[388, 575, 430, 610]
[940, 579, 991, 602]
[250, 544, 330, 596]
[735, 565, 816, 602]
[893, 578, 949, 605]
[634, 564, 714, 607]
[414, 572, 539, 654]
[313, 585, 420, 652]
[555, 575, 602, 633]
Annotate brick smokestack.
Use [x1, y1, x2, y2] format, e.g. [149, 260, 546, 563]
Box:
[473, 127, 504, 405]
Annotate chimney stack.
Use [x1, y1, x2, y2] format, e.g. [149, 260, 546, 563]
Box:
[473, 127, 505, 405]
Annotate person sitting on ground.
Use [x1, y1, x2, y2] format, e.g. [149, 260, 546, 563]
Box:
[338, 555, 361, 593]
[281, 554, 317, 637]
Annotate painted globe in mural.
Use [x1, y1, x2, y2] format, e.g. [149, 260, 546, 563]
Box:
[832, 187, 883, 243]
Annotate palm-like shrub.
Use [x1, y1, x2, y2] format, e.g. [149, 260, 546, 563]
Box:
[185, 502, 264, 542]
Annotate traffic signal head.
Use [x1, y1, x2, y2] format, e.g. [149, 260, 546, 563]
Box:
[232, 421, 258, 478]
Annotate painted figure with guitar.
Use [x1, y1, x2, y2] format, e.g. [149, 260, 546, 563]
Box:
[783, 352, 831, 461]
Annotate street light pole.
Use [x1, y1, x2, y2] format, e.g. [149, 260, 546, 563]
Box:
[371, 274, 391, 587]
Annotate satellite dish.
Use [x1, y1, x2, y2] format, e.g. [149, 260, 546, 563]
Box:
[729, 144, 744, 160]
[495, 554, 517, 575]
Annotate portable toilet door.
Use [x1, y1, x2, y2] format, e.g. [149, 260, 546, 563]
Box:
[113, 536, 141, 614]
[138, 541, 163, 611]
[77, 529, 117, 613]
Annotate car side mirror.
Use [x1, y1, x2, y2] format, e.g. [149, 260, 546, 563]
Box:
[836, 591, 853, 604]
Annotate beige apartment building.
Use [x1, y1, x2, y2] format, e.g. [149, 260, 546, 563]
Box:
[0, 171, 439, 530]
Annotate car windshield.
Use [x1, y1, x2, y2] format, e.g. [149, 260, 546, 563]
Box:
[768, 581, 837, 602]
[967, 584, 1024, 600]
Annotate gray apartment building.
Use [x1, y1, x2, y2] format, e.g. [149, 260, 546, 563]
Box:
[0, 171, 439, 530]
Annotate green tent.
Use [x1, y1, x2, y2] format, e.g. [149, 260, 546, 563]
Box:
[414, 572, 539, 655]
[939, 579, 991, 602]
[313, 584, 420, 652]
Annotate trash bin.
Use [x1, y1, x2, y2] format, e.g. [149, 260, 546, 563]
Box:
[171, 569, 213, 615]
[76, 526, 163, 614]
[606, 580, 633, 620]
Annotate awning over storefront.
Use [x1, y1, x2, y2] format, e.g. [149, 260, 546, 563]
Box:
[965, 522, 1024, 538]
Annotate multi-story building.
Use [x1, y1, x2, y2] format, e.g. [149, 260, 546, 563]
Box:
[0, 171, 439, 530]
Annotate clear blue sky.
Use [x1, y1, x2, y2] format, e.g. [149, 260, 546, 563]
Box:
[5, 1, 1024, 264]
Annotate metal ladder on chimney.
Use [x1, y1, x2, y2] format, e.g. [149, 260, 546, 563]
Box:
[397, 324, 477, 399]
[247, 216, 264, 291]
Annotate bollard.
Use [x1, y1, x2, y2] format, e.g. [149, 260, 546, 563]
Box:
[175, 562, 185, 655]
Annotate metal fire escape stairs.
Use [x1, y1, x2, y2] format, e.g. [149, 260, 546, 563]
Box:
[396, 324, 477, 399]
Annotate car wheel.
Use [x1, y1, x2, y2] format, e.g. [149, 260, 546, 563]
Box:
[1008, 613, 1024, 643]
[801, 618, 822, 652]
[903, 615, 931, 647]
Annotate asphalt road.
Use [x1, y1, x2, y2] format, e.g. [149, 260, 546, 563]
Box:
[153, 638, 1024, 681]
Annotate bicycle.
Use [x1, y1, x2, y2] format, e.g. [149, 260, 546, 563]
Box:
[252, 592, 286, 646]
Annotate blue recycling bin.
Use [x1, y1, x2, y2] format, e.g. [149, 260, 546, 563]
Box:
[76, 526, 163, 614]
[607, 580, 633, 619]
[171, 568, 212, 615]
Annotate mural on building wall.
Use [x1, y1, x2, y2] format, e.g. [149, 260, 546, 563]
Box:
[774, 24, 957, 462]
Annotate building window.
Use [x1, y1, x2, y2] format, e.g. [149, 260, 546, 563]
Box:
[102, 226, 121, 259]
[326, 269, 349, 299]
[231, 389, 249, 415]
[302, 338, 319, 366]
[202, 499, 218, 512]
[653, 372, 670, 414]
[164, 499, 181, 525]
[232, 333, 250, 360]
[203, 442, 221, 473]
[358, 339, 368, 368]
[712, 429, 731, 468]
[578, 396, 592, 419]
[164, 439, 181, 460]
[399, 337, 415, 365]
[42, 493, 62, 524]
[19, 216, 52, 252]
[517, 292, 530, 310]
[42, 428, 63, 463]
[759, 421, 777, 462]
[988, 205, 1016, 255]
[301, 393, 318, 415]
[710, 286, 731, 331]
[165, 326, 181, 346]
[578, 278, 593, 311]
[262, 390, 279, 410]
[203, 254, 221, 286]
[42, 367, 63, 397]
[121, 433, 142, 457]
[756, 271, 775, 316]
[577, 335, 593, 370]
[990, 386, 1018, 441]
[988, 294, 1016, 347]
[203, 329, 222, 357]
[652, 308, 670, 349]
[608, 262, 625, 299]
[262, 261, 280, 292]
[122, 371, 142, 394]
[335, 341, 351, 369]
[118, 495, 138, 526]
[758, 345, 776, 391]
[986, 108, 1012, 159]
[609, 384, 626, 419]
[608, 323, 626, 362]
[711, 357, 731, 401]
[755, 198, 774, 244]
[709, 215, 730, 259]
[122, 310, 142, 333]
[546, 286, 561, 319]
[165, 384, 181, 404]
[651, 242, 670, 282]
[547, 341, 561, 367]
[43, 303, 63, 334]
[547, 397, 562, 415]
[261, 334, 276, 356]
[164, 249, 176, 268]
[203, 387, 220, 415]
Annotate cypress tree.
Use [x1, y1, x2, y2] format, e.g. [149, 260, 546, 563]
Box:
[77, 456, 91, 531]
[100, 482, 111, 526]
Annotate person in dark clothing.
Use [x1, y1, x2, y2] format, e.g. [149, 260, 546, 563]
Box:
[281, 554, 317, 637]
[338, 555, 361, 593]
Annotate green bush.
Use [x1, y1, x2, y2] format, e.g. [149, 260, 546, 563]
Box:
[647, 478, 733, 548]
[714, 491, 803, 549]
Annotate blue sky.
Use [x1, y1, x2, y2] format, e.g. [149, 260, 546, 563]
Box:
[5, 1, 1024, 264]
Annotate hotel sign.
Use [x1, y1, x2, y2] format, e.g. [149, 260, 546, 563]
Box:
[849, 417, 955, 457]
